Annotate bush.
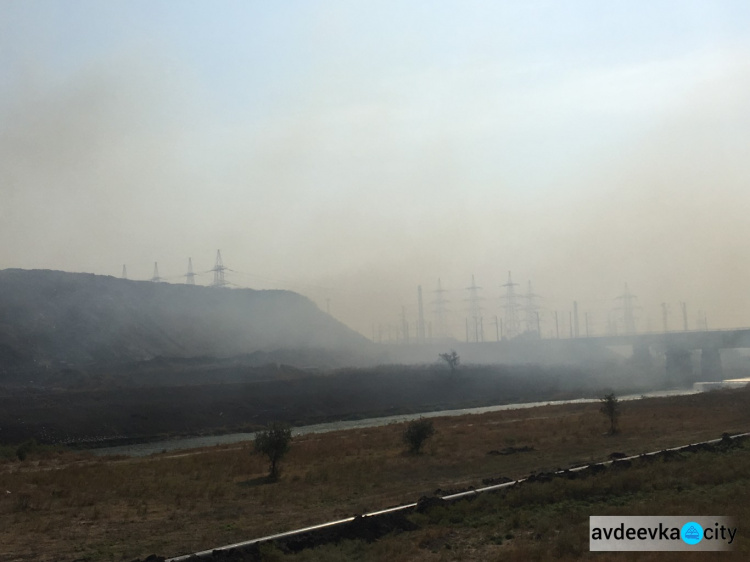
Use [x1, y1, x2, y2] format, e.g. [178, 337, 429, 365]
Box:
[403, 419, 435, 454]
[16, 439, 37, 461]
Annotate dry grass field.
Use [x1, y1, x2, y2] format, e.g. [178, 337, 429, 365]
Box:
[0, 387, 748, 561]
[270, 439, 750, 562]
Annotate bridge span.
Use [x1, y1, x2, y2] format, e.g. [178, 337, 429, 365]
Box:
[381, 328, 750, 384]
[570, 328, 750, 382]
[582, 328, 750, 350]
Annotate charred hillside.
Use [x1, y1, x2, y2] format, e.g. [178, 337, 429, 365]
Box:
[0, 269, 370, 369]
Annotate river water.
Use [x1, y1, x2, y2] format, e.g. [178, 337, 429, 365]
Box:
[91, 388, 698, 457]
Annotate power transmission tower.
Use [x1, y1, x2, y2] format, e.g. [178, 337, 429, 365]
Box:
[210, 250, 228, 288]
[615, 283, 638, 334]
[121, 265, 127, 280]
[465, 274, 483, 342]
[432, 278, 450, 339]
[185, 258, 196, 285]
[524, 281, 540, 336]
[492, 315, 500, 341]
[417, 286, 426, 342]
[401, 306, 410, 344]
[501, 271, 520, 339]
[698, 311, 708, 330]
[150, 262, 161, 283]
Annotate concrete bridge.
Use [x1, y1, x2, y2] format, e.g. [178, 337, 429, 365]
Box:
[585, 328, 750, 350]
[382, 328, 750, 384]
[574, 328, 750, 382]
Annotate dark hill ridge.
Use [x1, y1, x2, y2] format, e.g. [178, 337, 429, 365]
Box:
[0, 268, 370, 368]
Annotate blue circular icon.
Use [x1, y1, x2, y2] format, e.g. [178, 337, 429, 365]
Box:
[681, 522, 703, 545]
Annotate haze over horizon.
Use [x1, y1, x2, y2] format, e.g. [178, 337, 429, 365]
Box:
[2, 1, 750, 338]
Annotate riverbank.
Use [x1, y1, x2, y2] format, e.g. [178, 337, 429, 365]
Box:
[91, 388, 698, 457]
[1, 386, 747, 561]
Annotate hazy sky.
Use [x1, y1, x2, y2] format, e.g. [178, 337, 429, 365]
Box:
[2, 1, 750, 338]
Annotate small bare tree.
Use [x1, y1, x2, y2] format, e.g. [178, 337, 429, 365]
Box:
[254, 422, 292, 480]
[600, 393, 620, 435]
[439, 350, 460, 372]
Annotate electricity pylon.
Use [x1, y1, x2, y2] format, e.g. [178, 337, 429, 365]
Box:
[524, 281, 540, 336]
[185, 258, 196, 285]
[502, 271, 520, 338]
[432, 278, 450, 339]
[210, 250, 228, 288]
[465, 274, 483, 342]
[150, 262, 161, 283]
[615, 283, 638, 334]
[417, 286, 426, 342]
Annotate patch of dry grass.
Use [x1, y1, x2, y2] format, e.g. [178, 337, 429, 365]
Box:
[0, 388, 748, 561]
[276, 440, 750, 561]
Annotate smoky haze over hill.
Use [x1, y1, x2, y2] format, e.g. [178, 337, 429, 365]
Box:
[3, 4, 750, 339]
[0, 269, 371, 368]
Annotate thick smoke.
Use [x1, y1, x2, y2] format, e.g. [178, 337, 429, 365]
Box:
[2, 8, 750, 338]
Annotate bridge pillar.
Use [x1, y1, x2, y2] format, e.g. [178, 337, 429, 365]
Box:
[700, 347, 723, 381]
[665, 346, 694, 386]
